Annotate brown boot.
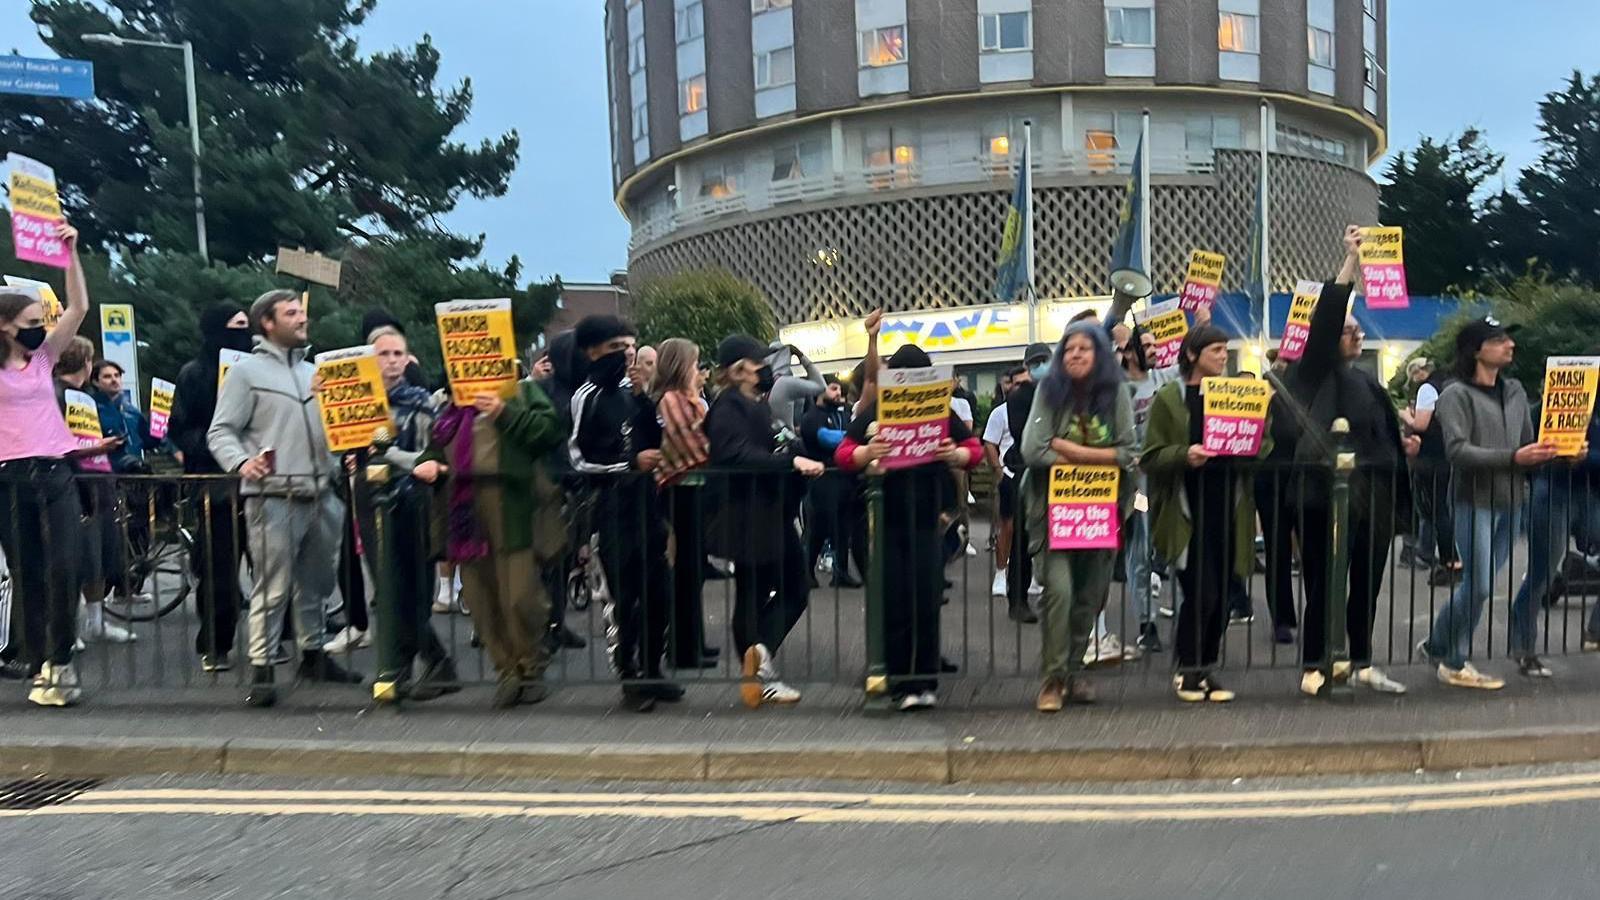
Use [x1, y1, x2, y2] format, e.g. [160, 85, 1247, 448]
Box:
[1036, 678, 1065, 713]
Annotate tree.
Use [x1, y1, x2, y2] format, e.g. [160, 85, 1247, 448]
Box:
[635, 269, 777, 361]
[1378, 129, 1502, 295]
[1482, 71, 1600, 286]
[5, 0, 519, 265]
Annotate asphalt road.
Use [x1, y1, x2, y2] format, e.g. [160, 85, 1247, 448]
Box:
[5, 764, 1600, 899]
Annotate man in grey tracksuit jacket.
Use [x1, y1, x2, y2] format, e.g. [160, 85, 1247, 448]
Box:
[208, 289, 361, 706]
[1421, 316, 1556, 687]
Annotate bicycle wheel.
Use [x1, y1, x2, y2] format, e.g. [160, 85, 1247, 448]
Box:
[104, 535, 192, 623]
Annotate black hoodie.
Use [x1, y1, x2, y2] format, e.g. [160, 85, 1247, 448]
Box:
[168, 303, 249, 474]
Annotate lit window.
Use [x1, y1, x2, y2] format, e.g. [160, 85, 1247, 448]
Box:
[679, 74, 707, 114]
[1105, 7, 1155, 47]
[1363, 52, 1378, 88]
[752, 0, 791, 10]
[1218, 13, 1259, 53]
[675, 2, 703, 42]
[628, 35, 646, 73]
[893, 144, 915, 166]
[1308, 26, 1334, 67]
[1085, 129, 1118, 171]
[754, 47, 796, 88]
[859, 25, 908, 67]
[631, 101, 648, 140]
[980, 12, 1031, 52]
[700, 165, 737, 198]
[989, 134, 1011, 157]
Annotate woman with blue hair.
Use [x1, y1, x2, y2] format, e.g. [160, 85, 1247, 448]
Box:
[1019, 320, 1136, 711]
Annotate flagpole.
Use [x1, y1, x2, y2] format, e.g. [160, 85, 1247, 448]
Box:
[1023, 119, 1036, 344]
[1139, 110, 1151, 302]
[1258, 100, 1271, 351]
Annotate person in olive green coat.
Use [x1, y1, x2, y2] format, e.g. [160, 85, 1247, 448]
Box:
[1019, 320, 1136, 712]
[1142, 325, 1272, 704]
[419, 377, 568, 708]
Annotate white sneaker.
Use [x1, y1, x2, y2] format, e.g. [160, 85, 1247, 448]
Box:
[1355, 666, 1407, 694]
[991, 569, 1008, 598]
[73, 637, 87, 653]
[1028, 578, 1044, 597]
[965, 543, 979, 557]
[81, 615, 137, 644]
[1437, 662, 1505, 691]
[1084, 633, 1137, 667]
[918, 689, 938, 708]
[1300, 669, 1326, 697]
[322, 626, 369, 654]
[27, 662, 82, 707]
[761, 680, 802, 704]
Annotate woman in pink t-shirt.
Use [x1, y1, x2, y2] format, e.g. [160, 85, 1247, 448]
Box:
[0, 222, 94, 706]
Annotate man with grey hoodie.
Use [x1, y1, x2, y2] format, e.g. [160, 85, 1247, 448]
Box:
[1420, 316, 1557, 690]
[765, 341, 826, 435]
[208, 289, 362, 707]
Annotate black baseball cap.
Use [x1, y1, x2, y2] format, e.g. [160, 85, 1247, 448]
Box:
[716, 333, 768, 368]
[1454, 316, 1519, 357]
[1023, 342, 1052, 365]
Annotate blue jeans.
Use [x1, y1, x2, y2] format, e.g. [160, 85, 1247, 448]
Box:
[1124, 508, 1154, 624]
[1424, 501, 1524, 669]
[1512, 473, 1600, 646]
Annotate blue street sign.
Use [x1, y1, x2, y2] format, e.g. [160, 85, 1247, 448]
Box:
[0, 55, 95, 100]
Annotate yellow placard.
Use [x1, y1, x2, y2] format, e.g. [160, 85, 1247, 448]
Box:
[877, 365, 954, 470]
[63, 388, 111, 472]
[150, 380, 174, 416]
[1277, 279, 1323, 362]
[1538, 356, 1600, 457]
[9, 170, 62, 219]
[315, 346, 393, 453]
[1201, 377, 1273, 419]
[217, 348, 249, 393]
[3, 275, 62, 328]
[1049, 465, 1119, 503]
[436, 298, 518, 407]
[1358, 226, 1404, 264]
[1184, 250, 1226, 287]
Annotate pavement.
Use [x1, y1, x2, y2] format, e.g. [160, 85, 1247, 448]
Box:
[5, 764, 1600, 898]
[7, 519, 1600, 785]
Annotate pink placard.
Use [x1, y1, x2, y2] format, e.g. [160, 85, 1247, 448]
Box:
[1048, 500, 1119, 550]
[148, 409, 170, 441]
[1278, 323, 1309, 361]
[1178, 281, 1218, 314]
[1362, 263, 1409, 310]
[877, 419, 949, 471]
[11, 212, 69, 269]
[75, 434, 111, 472]
[1202, 414, 1266, 457]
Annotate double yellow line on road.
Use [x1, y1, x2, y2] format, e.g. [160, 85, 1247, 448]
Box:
[7, 770, 1600, 824]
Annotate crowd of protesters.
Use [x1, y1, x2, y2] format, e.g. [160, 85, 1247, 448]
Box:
[4, 220, 1600, 713]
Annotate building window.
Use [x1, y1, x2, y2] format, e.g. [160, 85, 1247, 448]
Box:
[1105, 6, 1155, 47]
[980, 12, 1031, 52]
[700, 165, 738, 199]
[859, 25, 908, 67]
[863, 130, 917, 168]
[676, 2, 704, 42]
[1308, 26, 1334, 67]
[1218, 13, 1259, 53]
[631, 101, 648, 140]
[679, 74, 707, 114]
[752, 0, 791, 10]
[628, 35, 645, 73]
[1363, 52, 1378, 88]
[754, 47, 796, 88]
[1277, 124, 1348, 166]
[1184, 114, 1242, 155]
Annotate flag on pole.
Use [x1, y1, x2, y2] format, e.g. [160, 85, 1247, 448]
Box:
[1245, 172, 1267, 309]
[1109, 133, 1152, 298]
[993, 138, 1031, 303]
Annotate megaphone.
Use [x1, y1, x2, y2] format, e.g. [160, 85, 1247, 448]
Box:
[1110, 265, 1153, 299]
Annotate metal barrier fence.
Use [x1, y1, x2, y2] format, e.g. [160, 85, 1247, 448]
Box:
[2, 435, 1599, 706]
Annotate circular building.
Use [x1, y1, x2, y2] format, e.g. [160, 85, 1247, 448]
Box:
[605, 0, 1387, 370]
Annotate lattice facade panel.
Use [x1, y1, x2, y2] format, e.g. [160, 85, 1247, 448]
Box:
[631, 151, 1378, 325]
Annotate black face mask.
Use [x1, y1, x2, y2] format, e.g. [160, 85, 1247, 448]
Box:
[755, 365, 776, 394]
[14, 326, 46, 351]
[591, 349, 628, 386]
[221, 328, 254, 353]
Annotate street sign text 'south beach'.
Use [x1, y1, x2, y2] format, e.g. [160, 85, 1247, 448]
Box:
[0, 55, 95, 100]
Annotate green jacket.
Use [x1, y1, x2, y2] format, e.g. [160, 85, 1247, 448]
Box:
[1141, 380, 1271, 580]
[1018, 384, 1137, 556]
[422, 379, 568, 558]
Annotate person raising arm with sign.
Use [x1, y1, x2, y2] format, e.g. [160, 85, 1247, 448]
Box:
[1016, 320, 1134, 712]
[0, 222, 92, 705]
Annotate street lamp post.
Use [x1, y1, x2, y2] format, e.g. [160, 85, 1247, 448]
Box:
[81, 32, 209, 264]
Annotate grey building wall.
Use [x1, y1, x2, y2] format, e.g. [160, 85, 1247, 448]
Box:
[1034, 0, 1105, 86]
[705, 0, 756, 135]
[1334, 0, 1365, 116]
[908, 0, 979, 98]
[608, 0, 635, 187]
[794, 0, 859, 113]
[1259, 0, 1308, 96]
[643, 0, 681, 157]
[1155, 0, 1221, 86]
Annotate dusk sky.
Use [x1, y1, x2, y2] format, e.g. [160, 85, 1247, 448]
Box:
[5, 0, 1598, 283]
